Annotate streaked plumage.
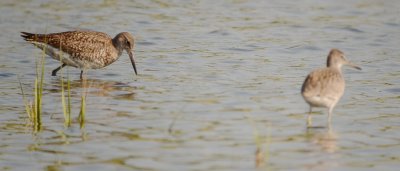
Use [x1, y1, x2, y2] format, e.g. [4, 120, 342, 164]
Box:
[21, 30, 137, 79]
[301, 49, 361, 126]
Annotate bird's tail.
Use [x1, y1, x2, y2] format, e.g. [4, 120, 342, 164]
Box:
[21, 32, 46, 42]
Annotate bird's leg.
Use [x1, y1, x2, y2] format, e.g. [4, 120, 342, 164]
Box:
[327, 107, 333, 128]
[327, 121, 333, 133]
[307, 106, 312, 127]
[327, 120, 332, 131]
[80, 70, 88, 80]
[52, 64, 67, 76]
[80, 70, 85, 80]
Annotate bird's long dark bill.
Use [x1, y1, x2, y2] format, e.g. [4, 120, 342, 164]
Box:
[128, 51, 138, 75]
[348, 62, 362, 70]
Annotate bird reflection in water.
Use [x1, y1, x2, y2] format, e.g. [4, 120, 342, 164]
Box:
[303, 126, 339, 170]
[306, 126, 338, 154]
[48, 78, 136, 99]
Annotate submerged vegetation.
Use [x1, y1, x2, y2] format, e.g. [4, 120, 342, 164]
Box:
[246, 115, 271, 169]
[79, 77, 87, 129]
[18, 39, 87, 131]
[60, 72, 72, 127]
[59, 41, 72, 127]
[18, 41, 47, 132]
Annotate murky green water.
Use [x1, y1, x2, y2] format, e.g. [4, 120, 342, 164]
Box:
[0, 0, 399, 170]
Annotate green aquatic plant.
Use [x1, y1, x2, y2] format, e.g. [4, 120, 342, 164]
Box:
[59, 38, 72, 127]
[59, 55, 87, 129]
[18, 75, 33, 120]
[79, 94, 86, 129]
[18, 37, 47, 131]
[79, 77, 88, 129]
[245, 115, 271, 169]
[19, 31, 90, 130]
[60, 64, 72, 127]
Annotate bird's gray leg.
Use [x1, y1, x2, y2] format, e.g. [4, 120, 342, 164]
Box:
[307, 106, 312, 127]
[80, 70, 84, 80]
[52, 64, 67, 76]
[80, 70, 88, 80]
[327, 107, 333, 128]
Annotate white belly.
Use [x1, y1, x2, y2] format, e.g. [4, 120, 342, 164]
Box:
[31, 42, 104, 69]
[303, 95, 340, 109]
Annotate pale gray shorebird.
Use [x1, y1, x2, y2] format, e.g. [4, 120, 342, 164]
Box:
[301, 49, 361, 127]
[21, 30, 137, 79]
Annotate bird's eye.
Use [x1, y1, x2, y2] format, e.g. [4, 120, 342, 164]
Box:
[126, 40, 130, 47]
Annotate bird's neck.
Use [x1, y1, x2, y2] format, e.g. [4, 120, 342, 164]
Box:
[329, 64, 343, 73]
[112, 39, 124, 57]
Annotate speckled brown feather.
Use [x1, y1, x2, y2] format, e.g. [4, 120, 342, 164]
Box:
[21, 31, 117, 68]
[21, 30, 137, 77]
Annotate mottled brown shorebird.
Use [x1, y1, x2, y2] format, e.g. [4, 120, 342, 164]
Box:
[21, 30, 137, 79]
[301, 49, 361, 127]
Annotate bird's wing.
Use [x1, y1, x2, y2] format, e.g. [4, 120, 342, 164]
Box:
[301, 69, 322, 98]
[22, 31, 112, 59]
[301, 68, 345, 101]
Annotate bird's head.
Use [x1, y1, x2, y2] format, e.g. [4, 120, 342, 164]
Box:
[327, 49, 361, 70]
[114, 32, 137, 75]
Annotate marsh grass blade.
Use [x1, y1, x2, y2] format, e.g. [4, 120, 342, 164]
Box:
[19, 31, 90, 130]
[18, 75, 34, 120]
[32, 35, 47, 131]
[59, 38, 72, 127]
[18, 33, 47, 132]
[79, 94, 86, 129]
[245, 115, 270, 168]
[79, 77, 88, 129]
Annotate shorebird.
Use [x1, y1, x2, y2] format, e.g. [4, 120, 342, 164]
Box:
[21, 30, 137, 79]
[301, 49, 361, 127]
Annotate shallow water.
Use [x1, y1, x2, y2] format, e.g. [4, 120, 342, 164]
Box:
[0, 0, 399, 170]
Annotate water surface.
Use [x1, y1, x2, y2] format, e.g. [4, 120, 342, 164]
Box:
[0, 0, 399, 170]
